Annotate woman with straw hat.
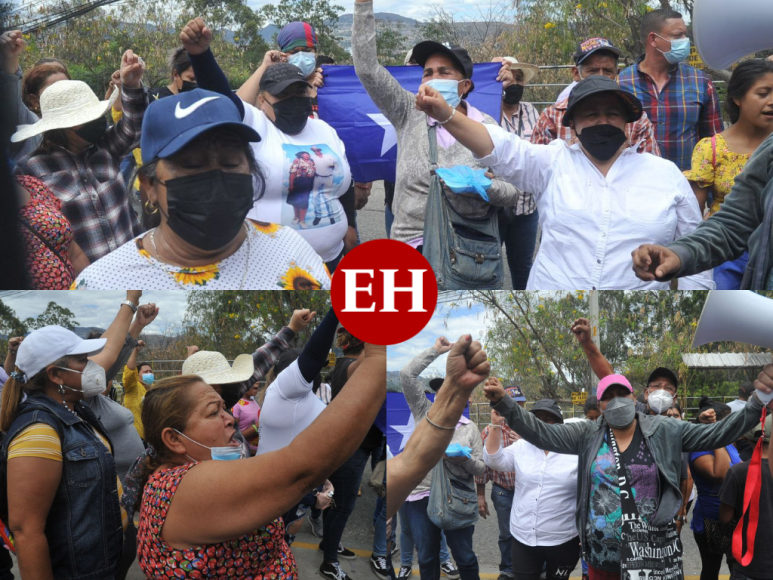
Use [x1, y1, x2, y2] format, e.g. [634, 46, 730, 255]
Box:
[11, 49, 147, 264]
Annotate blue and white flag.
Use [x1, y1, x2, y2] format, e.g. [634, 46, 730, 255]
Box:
[386, 391, 470, 455]
[318, 63, 503, 183]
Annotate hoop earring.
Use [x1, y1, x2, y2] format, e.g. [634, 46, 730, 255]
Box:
[144, 200, 159, 215]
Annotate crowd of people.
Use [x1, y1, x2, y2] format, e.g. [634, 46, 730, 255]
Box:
[388, 321, 773, 580]
[0, 291, 387, 580]
[2, 3, 773, 289]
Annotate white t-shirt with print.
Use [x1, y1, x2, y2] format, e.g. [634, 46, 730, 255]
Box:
[71, 222, 331, 290]
[243, 102, 352, 263]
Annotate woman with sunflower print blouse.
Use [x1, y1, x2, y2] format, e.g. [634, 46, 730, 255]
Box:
[134, 342, 385, 579]
[71, 88, 330, 290]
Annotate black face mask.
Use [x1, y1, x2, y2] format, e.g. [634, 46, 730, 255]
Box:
[270, 96, 313, 135]
[576, 124, 627, 161]
[161, 169, 254, 251]
[179, 80, 198, 93]
[74, 116, 108, 144]
[503, 84, 524, 105]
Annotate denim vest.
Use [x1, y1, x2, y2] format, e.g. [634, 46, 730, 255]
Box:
[0, 393, 123, 580]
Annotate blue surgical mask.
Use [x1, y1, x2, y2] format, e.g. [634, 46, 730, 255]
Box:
[655, 34, 691, 65]
[287, 51, 317, 78]
[173, 429, 246, 461]
[142, 373, 155, 386]
[425, 79, 462, 109]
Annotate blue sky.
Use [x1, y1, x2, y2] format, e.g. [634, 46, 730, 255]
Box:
[1, 291, 189, 335]
[386, 301, 494, 374]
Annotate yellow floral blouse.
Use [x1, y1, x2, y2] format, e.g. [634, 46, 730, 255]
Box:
[683, 133, 751, 215]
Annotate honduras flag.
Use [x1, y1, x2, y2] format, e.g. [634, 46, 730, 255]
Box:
[318, 63, 503, 183]
[386, 391, 470, 455]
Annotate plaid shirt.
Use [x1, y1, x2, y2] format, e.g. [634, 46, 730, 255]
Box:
[617, 59, 722, 170]
[252, 326, 296, 381]
[475, 423, 520, 490]
[14, 86, 146, 262]
[499, 101, 539, 216]
[530, 98, 661, 157]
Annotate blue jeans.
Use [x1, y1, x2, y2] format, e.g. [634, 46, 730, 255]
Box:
[322, 446, 370, 563]
[714, 251, 749, 290]
[373, 497, 387, 556]
[490, 484, 514, 576]
[501, 210, 539, 290]
[402, 497, 479, 580]
[398, 503, 451, 567]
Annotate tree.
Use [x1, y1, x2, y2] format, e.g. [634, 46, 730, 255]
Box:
[0, 300, 27, 338]
[24, 301, 79, 330]
[183, 290, 332, 358]
[260, 0, 349, 63]
[376, 23, 409, 66]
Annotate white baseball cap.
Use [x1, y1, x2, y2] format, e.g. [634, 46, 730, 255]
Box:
[15, 326, 106, 382]
[182, 351, 255, 385]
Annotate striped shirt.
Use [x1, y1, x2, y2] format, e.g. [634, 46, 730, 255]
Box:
[617, 58, 722, 171]
[500, 101, 539, 216]
[475, 423, 520, 490]
[530, 98, 661, 156]
[14, 86, 147, 262]
[8, 423, 129, 530]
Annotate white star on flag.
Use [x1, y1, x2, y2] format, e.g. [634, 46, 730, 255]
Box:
[390, 412, 416, 452]
[367, 113, 398, 156]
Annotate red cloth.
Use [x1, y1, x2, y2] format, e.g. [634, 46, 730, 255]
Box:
[588, 565, 620, 580]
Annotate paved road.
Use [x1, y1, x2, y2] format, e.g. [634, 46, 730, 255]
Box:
[8, 463, 379, 580]
[395, 480, 728, 578]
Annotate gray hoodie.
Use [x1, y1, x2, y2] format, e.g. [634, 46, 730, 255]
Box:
[400, 347, 485, 497]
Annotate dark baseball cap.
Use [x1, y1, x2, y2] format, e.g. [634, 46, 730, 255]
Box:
[429, 378, 444, 392]
[574, 37, 622, 65]
[411, 41, 474, 81]
[505, 385, 526, 402]
[259, 63, 313, 96]
[141, 88, 261, 164]
[562, 76, 643, 126]
[647, 367, 679, 390]
[530, 399, 564, 423]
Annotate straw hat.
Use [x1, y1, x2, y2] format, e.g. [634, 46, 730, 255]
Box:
[182, 351, 255, 385]
[11, 79, 117, 143]
[502, 57, 540, 84]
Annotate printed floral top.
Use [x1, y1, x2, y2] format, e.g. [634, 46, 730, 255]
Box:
[17, 175, 76, 289]
[683, 133, 751, 215]
[71, 221, 331, 290]
[137, 463, 298, 579]
[289, 157, 316, 178]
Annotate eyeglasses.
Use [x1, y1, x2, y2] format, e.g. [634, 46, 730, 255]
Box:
[647, 383, 676, 395]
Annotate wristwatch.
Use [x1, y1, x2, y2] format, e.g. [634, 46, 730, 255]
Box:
[675, 515, 685, 523]
[121, 299, 138, 314]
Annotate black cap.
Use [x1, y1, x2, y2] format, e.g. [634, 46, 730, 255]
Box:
[411, 41, 474, 85]
[562, 76, 643, 127]
[259, 63, 313, 96]
[429, 378, 444, 392]
[647, 367, 679, 390]
[530, 398, 564, 423]
[573, 37, 622, 65]
[738, 381, 755, 397]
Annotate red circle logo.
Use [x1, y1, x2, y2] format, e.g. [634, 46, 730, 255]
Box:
[331, 240, 438, 345]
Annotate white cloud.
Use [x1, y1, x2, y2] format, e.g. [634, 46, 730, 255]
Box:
[3, 291, 189, 335]
[386, 303, 495, 374]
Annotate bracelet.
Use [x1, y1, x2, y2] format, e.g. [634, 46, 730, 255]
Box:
[425, 413, 456, 430]
[252, 424, 259, 435]
[437, 108, 456, 126]
[121, 300, 138, 314]
[489, 424, 502, 429]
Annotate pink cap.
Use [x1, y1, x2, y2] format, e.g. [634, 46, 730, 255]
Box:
[596, 374, 633, 400]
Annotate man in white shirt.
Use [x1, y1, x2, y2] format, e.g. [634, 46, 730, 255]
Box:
[416, 75, 714, 290]
[310, 146, 339, 225]
[727, 382, 755, 414]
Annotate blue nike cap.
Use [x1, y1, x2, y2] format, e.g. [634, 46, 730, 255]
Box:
[141, 88, 261, 164]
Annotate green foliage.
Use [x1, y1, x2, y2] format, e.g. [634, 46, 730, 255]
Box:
[183, 290, 332, 359]
[0, 300, 27, 338]
[260, 0, 348, 63]
[376, 23, 409, 66]
[23, 301, 79, 331]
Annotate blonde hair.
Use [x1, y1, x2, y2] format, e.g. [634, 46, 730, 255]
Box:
[0, 356, 68, 432]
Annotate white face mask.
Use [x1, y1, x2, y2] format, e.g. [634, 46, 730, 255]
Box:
[173, 429, 246, 461]
[648, 389, 674, 415]
[56, 360, 106, 399]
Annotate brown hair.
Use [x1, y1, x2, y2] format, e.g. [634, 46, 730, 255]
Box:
[0, 356, 69, 432]
[135, 374, 203, 508]
[22, 63, 72, 114]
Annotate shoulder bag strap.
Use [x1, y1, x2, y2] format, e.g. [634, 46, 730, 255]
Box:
[608, 427, 640, 520]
